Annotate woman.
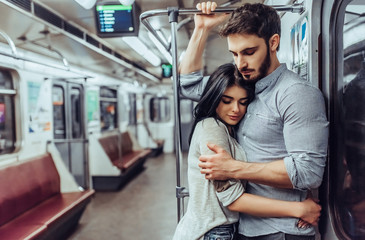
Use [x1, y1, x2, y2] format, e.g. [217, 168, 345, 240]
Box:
[172, 63, 321, 240]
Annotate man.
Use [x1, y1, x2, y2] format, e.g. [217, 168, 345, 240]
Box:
[179, 2, 329, 240]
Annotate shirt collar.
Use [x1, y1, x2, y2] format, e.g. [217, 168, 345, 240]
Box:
[255, 64, 287, 94]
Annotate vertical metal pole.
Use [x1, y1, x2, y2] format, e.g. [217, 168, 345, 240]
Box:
[168, 7, 184, 222]
[139, 2, 306, 224]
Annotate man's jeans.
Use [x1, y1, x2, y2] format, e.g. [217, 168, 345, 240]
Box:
[204, 224, 236, 240]
[236, 232, 315, 240]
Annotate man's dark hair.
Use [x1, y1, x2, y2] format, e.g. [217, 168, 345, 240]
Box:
[220, 3, 281, 50]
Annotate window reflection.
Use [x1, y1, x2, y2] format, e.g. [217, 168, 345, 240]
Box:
[0, 70, 15, 154]
[339, 2, 365, 238]
[52, 86, 66, 139]
[180, 99, 193, 124]
[129, 93, 137, 125]
[71, 87, 82, 138]
[100, 87, 117, 131]
[149, 97, 171, 123]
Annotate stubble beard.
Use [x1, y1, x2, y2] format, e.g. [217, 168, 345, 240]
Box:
[241, 45, 271, 84]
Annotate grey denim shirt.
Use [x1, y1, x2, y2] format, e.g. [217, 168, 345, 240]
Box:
[180, 64, 329, 237]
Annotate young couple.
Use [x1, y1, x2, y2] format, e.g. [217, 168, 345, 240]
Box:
[173, 2, 328, 240]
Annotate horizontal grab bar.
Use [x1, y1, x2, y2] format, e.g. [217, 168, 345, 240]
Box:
[140, 3, 305, 52]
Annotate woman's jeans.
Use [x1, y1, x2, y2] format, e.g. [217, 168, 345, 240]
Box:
[204, 223, 236, 240]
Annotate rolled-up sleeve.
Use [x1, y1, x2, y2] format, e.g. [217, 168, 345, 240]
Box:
[281, 83, 329, 190]
[216, 180, 245, 207]
[180, 71, 209, 101]
[198, 119, 245, 207]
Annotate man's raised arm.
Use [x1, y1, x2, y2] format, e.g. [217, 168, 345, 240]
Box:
[179, 2, 229, 74]
[179, 2, 229, 101]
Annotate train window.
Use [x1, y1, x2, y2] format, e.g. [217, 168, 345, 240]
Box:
[71, 87, 82, 138]
[100, 87, 117, 131]
[129, 93, 137, 125]
[149, 97, 171, 122]
[0, 70, 16, 154]
[180, 99, 193, 124]
[86, 89, 100, 128]
[52, 86, 66, 139]
[118, 92, 130, 127]
[334, 1, 365, 238]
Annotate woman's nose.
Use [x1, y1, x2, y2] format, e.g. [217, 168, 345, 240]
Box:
[232, 102, 240, 112]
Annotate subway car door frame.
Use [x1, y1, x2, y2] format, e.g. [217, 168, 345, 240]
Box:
[320, 0, 365, 239]
[52, 79, 89, 189]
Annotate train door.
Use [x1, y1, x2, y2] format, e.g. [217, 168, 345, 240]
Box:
[144, 94, 174, 152]
[332, 1, 365, 239]
[52, 80, 88, 189]
[321, 0, 365, 239]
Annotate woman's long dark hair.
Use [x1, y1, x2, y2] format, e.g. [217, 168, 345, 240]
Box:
[188, 63, 255, 144]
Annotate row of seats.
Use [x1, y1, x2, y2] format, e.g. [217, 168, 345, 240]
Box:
[95, 131, 152, 190]
[0, 131, 153, 238]
[0, 154, 95, 240]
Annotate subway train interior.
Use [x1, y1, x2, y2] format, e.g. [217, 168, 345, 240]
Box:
[0, 0, 364, 239]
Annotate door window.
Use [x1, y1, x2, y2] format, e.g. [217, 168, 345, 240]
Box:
[0, 70, 16, 155]
[71, 87, 82, 138]
[334, 1, 365, 238]
[52, 85, 66, 139]
[100, 87, 117, 131]
[149, 97, 171, 123]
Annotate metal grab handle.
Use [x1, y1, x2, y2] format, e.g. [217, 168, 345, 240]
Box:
[140, 3, 305, 53]
[140, 7, 235, 53]
[31, 41, 70, 70]
[0, 30, 18, 58]
[49, 47, 69, 70]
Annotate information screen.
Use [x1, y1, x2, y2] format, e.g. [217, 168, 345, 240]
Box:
[95, 4, 138, 37]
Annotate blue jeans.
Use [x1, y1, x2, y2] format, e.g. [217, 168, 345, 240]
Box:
[236, 232, 315, 240]
[204, 223, 236, 240]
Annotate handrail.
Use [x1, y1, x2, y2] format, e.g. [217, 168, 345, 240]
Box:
[140, 3, 305, 53]
[140, 2, 305, 223]
[30, 41, 70, 70]
[0, 48, 92, 78]
[140, 7, 236, 53]
[0, 31, 92, 78]
[0, 30, 18, 57]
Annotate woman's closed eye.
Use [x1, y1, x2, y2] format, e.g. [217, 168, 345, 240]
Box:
[239, 98, 249, 106]
[239, 100, 249, 106]
[221, 99, 232, 104]
[221, 95, 234, 104]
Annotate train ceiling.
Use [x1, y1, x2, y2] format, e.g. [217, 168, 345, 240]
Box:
[0, 0, 292, 85]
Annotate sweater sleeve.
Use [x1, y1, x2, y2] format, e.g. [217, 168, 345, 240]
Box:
[197, 118, 245, 207]
[180, 72, 209, 102]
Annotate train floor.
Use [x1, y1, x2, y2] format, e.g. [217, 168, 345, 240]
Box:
[68, 152, 187, 240]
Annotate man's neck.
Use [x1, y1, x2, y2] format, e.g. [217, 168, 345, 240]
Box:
[266, 57, 281, 76]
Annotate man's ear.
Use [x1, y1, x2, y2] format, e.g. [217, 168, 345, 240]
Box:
[269, 34, 280, 51]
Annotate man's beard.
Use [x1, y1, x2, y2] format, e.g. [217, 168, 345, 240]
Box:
[240, 45, 271, 83]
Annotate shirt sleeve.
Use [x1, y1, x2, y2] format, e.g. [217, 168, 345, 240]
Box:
[180, 71, 209, 102]
[198, 119, 245, 206]
[280, 83, 329, 190]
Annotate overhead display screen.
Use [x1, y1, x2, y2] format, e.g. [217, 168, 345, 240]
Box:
[95, 3, 140, 37]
